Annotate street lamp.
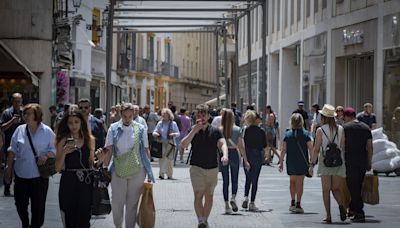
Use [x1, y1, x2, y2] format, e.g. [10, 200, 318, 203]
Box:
[73, 0, 82, 12]
[102, 6, 109, 27]
[96, 26, 103, 38]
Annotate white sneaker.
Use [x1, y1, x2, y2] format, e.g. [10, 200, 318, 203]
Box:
[294, 206, 304, 214]
[225, 207, 233, 214]
[248, 202, 259, 212]
[289, 205, 296, 212]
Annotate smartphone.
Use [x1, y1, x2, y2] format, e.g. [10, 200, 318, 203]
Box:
[66, 138, 74, 144]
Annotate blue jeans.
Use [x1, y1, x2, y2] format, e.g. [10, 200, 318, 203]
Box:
[220, 149, 240, 201]
[244, 147, 263, 202]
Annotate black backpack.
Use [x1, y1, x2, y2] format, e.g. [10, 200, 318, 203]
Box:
[321, 128, 343, 167]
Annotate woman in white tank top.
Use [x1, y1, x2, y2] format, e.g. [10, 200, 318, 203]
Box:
[309, 104, 347, 224]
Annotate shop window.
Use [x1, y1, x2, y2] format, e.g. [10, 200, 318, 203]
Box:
[302, 33, 327, 109]
[383, 48, 400, 147]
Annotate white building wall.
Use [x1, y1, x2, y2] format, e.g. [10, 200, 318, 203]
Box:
[238, 0, 400, 128]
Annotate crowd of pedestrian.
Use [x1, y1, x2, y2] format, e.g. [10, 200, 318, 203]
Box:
[0, 91, 379, 227]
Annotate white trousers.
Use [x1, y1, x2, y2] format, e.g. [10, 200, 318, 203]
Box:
[159, 142, 174, 178]
[111, 167, 146, 228]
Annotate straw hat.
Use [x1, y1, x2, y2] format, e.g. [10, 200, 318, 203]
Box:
[319, 104, 337, 118]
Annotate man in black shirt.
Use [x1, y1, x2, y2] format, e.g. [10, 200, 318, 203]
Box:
[0, 93, 25, 196]
[293, 101, 309, 130]
[343, 107, 373, 223]
[181, 104, 228, 228]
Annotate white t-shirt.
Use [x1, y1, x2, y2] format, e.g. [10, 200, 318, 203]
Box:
[211, 116, 222, 128]
[105, 125, 135, 156]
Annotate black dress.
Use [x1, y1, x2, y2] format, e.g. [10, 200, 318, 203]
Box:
[59, 144, 93, 228]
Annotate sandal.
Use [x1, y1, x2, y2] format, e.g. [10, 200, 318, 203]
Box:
[323, 218, 332, 224]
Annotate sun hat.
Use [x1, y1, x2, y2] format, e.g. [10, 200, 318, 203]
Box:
[319, 104, 337, 118]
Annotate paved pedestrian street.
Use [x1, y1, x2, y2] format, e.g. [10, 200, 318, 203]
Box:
[1, 160, 400, 228]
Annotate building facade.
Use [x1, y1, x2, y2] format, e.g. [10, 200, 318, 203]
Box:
[238, 0, 400, 138]
[172, 32, 218, 111]
[0, 0, 52, 123]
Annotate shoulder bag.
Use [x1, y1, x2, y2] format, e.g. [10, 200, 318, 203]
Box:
[114, 123, 141, 178]
[293, 130, 312, 178]
[26, 125, 56, 178]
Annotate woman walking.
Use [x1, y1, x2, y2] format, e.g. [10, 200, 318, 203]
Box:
[5, 103, 56, 228]
[153, 108, 180, 179]
[309, 104, 346, 223]
[279, 113, 313, 213]
[264, 106, 280, 165]
[55, 109, 95, 228]
[241, 110, 267, 211]
[97, 102, 155, 228]
[219, 109, 250, 214]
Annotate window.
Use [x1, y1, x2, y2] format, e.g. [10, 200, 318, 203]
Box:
[306, 0, 311, 17]
[251, 10, 254, 43]
[322, 0, 327, 9]
[314, 0, 319, 13]
[255, 7, 259, 41]
[297, 0, 301, 22]
[277, 0, 280, 31]
[291, 0, 294, 25]
[284, 0, 288, 28]
[131, 33, 136, 70]
[271, 0, 275, 33]
[92, 8, 100, 44]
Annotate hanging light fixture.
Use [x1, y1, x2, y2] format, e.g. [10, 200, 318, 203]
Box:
[96, 26, 103, 38]
[102, 6, 109, 27]
[72, 0, 82, 12]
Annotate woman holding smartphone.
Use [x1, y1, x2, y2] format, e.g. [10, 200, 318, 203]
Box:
[55, 109, 95, 228]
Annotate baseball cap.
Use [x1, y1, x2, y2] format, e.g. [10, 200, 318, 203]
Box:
[343, 107, 356, 117]
[298, 101, 305, 106]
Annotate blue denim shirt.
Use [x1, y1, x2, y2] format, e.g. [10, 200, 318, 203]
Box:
[8, 123, 56, 179]
[107, 120, 155, 182]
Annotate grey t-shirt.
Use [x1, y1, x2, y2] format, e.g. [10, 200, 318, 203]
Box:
[227, 125, 241, 147]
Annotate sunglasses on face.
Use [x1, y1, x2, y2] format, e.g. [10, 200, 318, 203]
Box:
[79, 106, 90, 110]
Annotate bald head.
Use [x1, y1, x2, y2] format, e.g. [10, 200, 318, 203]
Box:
[11, 93, 23, 110]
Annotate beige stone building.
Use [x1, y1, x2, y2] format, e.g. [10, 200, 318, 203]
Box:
[171, 32, 218, 111]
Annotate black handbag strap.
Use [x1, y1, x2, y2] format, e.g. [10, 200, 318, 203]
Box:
[26, 125, 39, 162]
[293, 130, 310, 167]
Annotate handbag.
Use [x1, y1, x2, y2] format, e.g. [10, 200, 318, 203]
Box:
[26, 125, 57, 178]
[114, 124, 141, 178]
[362, 174, 379, 205]
[150, 139, 163, 158]
[294, 130, 312, 178]
[92, 167, 112, 215]
[137, 182, 156, 228]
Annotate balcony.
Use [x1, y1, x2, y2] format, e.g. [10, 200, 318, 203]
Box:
[159, 62, 179, 78]
[135, 58, 155, 73]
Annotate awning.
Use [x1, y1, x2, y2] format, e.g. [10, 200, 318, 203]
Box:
[0, 40, 39, 86]
[204, 94, 226, 105]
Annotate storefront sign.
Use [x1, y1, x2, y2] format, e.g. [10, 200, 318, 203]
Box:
[343, 29, 364, 46]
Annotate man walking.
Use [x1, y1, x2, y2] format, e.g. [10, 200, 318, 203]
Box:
[0, 93, 25, 196]
[133, 105, 150, 158]
[293, 101, 309, 130]
[143, 104, 159, 161]
[343, 107, 373, 222]
[181, 104, 228, 228]
[78, 99, 106, 150]
[357, 103, 377, 130]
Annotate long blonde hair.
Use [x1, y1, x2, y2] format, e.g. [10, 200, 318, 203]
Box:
[321, 114, 338, 135]
[221, 108, 234, 139]
[244, 110, 257, 126]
